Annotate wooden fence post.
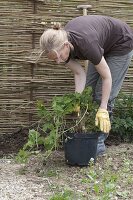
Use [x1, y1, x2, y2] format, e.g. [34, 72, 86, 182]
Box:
[77, 5, 92, 73]
[29, 0, 37, 125]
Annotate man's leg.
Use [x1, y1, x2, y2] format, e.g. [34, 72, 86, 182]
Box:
[86, 63, 107, 156]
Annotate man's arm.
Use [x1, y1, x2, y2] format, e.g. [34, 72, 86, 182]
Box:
[95, 56, 112, 110]
[94, 56, 112, 133]
[66, 56, 111, 133]
[65, 59, 86, 93]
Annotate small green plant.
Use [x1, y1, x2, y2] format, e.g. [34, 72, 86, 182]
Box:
[16, 149, 30, 163]
[23, 129, 45, 151]
[50, 189, 79, 200]
[111, 93, 133, 141]
[16, 129, 46, 163]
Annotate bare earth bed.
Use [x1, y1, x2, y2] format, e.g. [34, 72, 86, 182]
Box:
[0, 143, 133, 200]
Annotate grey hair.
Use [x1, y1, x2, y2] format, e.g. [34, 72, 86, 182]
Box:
[40, 27, 68, 53]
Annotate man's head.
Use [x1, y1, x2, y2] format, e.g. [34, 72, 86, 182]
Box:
[40, 23, 70, 64]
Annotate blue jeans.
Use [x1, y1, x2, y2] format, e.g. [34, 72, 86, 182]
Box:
[86, 50, 133, 155]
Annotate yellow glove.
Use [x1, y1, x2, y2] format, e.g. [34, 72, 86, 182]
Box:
[95, 108, 111, 133]
[74, 105, 80, 112]
[73, 105, 80, 116]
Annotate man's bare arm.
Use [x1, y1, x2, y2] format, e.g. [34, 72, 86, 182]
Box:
[95, 56, 112, 109]
[65, 59, 86, 93]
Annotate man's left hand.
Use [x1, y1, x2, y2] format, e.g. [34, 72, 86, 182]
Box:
[95, 108, 111, 133]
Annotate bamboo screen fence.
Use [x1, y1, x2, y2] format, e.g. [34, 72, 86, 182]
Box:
[0, 0, 133, 134]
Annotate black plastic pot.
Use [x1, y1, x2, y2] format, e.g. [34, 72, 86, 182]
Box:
[64, 132, 99, 166]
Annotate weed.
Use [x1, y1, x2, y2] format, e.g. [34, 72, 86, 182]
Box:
[15, 129, 45, 163]
[112, 93, 133, 141]
[50, 189, 80, 200]
[15, 149, 30, 163]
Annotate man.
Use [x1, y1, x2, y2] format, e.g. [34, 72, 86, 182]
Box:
[39, 15, 133, 155]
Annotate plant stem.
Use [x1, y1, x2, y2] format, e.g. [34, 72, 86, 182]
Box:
[62, 105, 88, 136]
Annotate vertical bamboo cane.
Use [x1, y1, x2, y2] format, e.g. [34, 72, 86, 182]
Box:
[77, 5, 92, 73]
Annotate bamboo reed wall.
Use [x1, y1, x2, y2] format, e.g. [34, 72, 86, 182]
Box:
[0, 0, 133, 134]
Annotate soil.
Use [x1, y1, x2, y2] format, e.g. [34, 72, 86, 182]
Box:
[0, 127, 121, 157]
[0, 128, 29, 157]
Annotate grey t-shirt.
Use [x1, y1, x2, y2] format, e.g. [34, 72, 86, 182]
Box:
[64, 15, 133, 65]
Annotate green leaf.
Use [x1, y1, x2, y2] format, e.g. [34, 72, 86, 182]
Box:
[16, 149, 30, 163]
